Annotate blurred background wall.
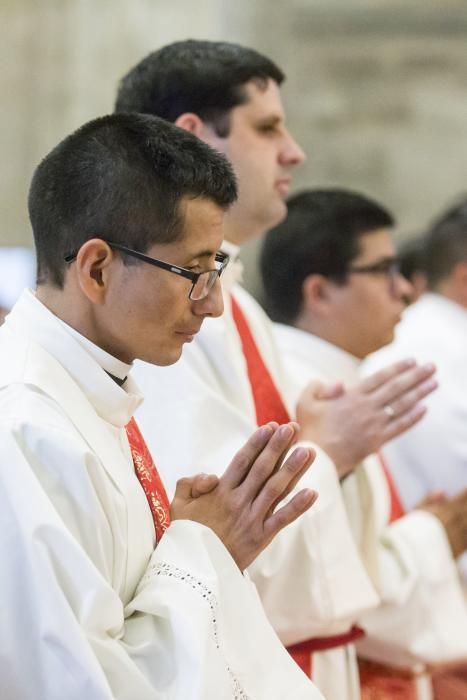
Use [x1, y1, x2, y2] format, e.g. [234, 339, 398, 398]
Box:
[2, 0, 467, 295]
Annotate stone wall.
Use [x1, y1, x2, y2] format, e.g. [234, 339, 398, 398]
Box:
[2, 1, 467, 296]
[241, 0, 467, 296]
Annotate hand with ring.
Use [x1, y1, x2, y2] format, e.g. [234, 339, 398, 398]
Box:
[296, 358, 437, 479]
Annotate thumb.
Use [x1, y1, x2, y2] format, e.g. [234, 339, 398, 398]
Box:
[314, 381, 345, 400]
[190, 473, 219, 498]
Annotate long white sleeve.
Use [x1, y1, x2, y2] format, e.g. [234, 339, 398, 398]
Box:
[0, 413, 322, 700]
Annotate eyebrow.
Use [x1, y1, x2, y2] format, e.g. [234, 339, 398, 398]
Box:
[255, 115, 283, 125]
[183, 249, 219, 264]
[354, 254, 398, 265]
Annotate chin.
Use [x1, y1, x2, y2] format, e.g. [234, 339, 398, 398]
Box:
[258, 201, 288, 238]
[140, 346, 183, 367]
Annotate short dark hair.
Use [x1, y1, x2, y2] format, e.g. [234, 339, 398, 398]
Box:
[424, 195, 467, 289]
[260, 188, 395, 325]
[115, 40, 284, 136]
[28, 112, 237, 288]
[397, 233, 427, 283]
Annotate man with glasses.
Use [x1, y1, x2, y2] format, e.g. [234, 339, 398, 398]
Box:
[115, 40, 441, 699]
[0, 113, 326, 699]
[261, 188, 467, 697]
[367, 197, 467, 517]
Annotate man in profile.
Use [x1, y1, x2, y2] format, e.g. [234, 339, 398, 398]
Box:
[261, 187, 467, 697]
[115, 40, 437, 698]
[0, 113, 323, 699]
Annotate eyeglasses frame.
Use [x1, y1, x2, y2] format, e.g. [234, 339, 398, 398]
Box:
[347, 257, 402, 295]
[64, 240, 230, 300]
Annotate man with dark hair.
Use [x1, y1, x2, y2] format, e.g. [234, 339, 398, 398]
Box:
[368, 196, 467, 576]
[115, 40, 438, 699]
[397, 233, 428, 304]
[261, 187, 467, 696]
[0, 113, 326, 700]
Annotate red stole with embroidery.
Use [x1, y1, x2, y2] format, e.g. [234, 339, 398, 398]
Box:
[126, 417, 171, 542]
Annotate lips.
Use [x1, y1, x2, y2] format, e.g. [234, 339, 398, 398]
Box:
[175, 328, 201, 342]
[275, 178, 292, 196]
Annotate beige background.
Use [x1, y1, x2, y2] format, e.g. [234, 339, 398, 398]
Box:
[2, 1, 467, 293]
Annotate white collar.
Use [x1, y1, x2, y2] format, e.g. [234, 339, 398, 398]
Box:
[275, 323, 361, 385]
[404, 292, 467, 328]
[220, 239, 243, 292]
[59, 318, 131, 382]
[5, 290, 143, 427]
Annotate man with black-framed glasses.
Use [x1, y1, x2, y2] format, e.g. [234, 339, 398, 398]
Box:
[261, 187, 467, 696]
[65, 243, 229, 301]
[0, 113, 326, 699]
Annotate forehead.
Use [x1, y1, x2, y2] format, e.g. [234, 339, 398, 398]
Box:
[353, 228, 396, 262]
[230, 79, 286, 124]
[151, 196, 225, 260]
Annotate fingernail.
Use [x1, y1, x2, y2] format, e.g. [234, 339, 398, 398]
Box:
[257, 425, 273, 440]
[279, 424, 293, 439]
[301, 488, 318, 505]
[292, 447, 310, 464]
[423, 363, 436, 372]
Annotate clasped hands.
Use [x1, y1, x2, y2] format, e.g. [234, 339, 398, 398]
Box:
[296, 358, 437, 479]
[170, 358, 437, 569]
[171, 422, 317, 570]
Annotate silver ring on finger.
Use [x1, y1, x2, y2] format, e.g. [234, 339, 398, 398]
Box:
[383, 404, 396, 419]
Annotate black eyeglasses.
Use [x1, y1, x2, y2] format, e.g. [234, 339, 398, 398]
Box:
[347, 257, 401, 295]
[64, 241, 229, 301]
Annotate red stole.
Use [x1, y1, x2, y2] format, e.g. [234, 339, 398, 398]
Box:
[126, 417, 171, 542]
[230, 295, 290, 425]
[378, 454, 405, 523]
[231, 293, 366, 678]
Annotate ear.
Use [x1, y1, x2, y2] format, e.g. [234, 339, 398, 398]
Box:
[174, 112, 223, 146]
[301, 274, 333, 316]
[452, 261, 467, 306]
[74, 239, 115, 305]
[174, 112, 207, 138]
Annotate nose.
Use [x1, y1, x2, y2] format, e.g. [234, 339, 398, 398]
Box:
[394, 271, 413, 300]
[192, 278, 224, 318]
[280, 130, 306, 167]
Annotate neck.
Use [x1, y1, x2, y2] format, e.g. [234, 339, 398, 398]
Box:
[222, 208, 267, 247]
[434, 281, 467, 309]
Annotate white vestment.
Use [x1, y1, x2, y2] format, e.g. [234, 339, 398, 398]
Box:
[365, 293, 467, 580]
[0, 290, 324, 700]
[134, 249, 379, 700]
[274, 323, 467, 670]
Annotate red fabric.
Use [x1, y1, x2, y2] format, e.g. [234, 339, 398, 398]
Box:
[359, 659, 419, 700]
[126, 417, 171, 542]
[287, 626, 365, 678]
[231, 295, 290, 425]
[432, 664, 467, 699]
[378, 454, 405, 523]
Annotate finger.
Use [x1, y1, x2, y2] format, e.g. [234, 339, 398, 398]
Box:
[263, 488, 319, 542]
[416, 490, 448, 508]
[190, 473, 219, 498]
[382, 376, 438, 419]
[266, 446, 317, 516]
[314, 382, 345, 400]
[372, 362, 436, 407]
[382, 403, 427, 442]
[274, 422, 301, 473]
[251, 445, 315, 517]
[173, 476, 197, 502]
[220, 424, 275, 489]
[236, 423, 299, 501]
[359, 359, 417, 394]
